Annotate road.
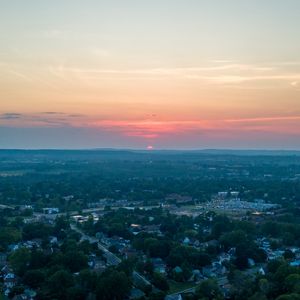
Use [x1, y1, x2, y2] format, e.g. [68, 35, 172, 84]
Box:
[70, 224, 151, 285]
[70, 223, 121, 266]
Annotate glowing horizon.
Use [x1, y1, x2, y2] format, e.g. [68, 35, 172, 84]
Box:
[1, 1, 300, 149]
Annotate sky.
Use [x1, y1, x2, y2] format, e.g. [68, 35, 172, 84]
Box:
[1, 0, 300, 149]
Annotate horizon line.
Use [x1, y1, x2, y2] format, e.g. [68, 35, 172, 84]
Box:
[1, 148, 300, 152]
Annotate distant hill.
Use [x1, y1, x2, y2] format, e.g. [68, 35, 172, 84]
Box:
[0, 148, 300, 162]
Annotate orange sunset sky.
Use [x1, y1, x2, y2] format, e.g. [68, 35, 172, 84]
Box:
[1, 1, 300, 149]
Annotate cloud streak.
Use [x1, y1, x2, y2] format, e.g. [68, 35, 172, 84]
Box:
[47, 61, 300, 88]
[0, 113, 23, 120]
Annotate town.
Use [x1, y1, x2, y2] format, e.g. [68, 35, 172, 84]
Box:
[0, 150, 300, 300]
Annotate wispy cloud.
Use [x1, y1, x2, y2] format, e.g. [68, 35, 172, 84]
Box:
[226, 116, 300, 123]
[0, 113, 23, 120]
[5, 67, 58, 89]
[8, 70, 34, 82]
[41, 112, 66, 115]
[88, 115, 300, 139]
[0, 112, 80, 127]
[48, 62, 300, 88]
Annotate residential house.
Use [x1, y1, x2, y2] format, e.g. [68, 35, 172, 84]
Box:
[129, 288, 145, 300]
[152, 258, 167, 274]
[0, 252, 7, 267]
[4, 272, 18, 289]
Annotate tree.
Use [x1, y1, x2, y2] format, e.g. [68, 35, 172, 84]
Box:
[152, 273, 169, 291]
[55, 216, 70, 231]
[284, 274, 300, 293]
[148, 291, 166, 300]
[9, 247, 31, 276]
[261, 222, 281, 237]
[195, 279, 224, 300]
[78, 240, 93, 254]
[276, 294, 300, 300]
[193, 252, 211, 268]
[23, 269, 46, 288]
[283, 250, 296, 260]
[29, 248, 48, 269]
[0, 227, 21, 249]
[65, 286, 86, 300]
[274, 263, 296, 284]
[258, 278, 270, 295]
[145, 238, 171, 258]
[63, 251, 88, 273]
[211, 215, 233, 238]
[96, 271, 131, 300]
[267, 259, 284, 273]
[248, 292, 268, 300]
[136, 260, 154, 276]
[47, 270, 74, 299]
[229, 270, 255, 300]
[22, 222, 52, 240]
[234, 254, 249, 270]
[78, 269, 97, 291]
[61, 238, 78, 253]
[117, 259, 135, 276]
[167, 245, 201, 268]
[220, 230, 248, 250]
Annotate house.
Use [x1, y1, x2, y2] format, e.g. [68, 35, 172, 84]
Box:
[0, 252, 7, 267]
[130, 224, 142, 233]
[228, 247, 236, 256]
[268, 250, 284, 260]
[218, 253, 231, 263]
[258, 267, 266, 275]
[23, 239, 42, 249]
[129, 288, 145, 300]
[217, 277, 231, 298]
[143, 225, 162, 235]
[49, 236, 58, 244]
[202, 266, 216, 278]
[212, 262, 227, 276]
[200, 239, 219, 250]
[12, 296, 26, 300]
[173, 266, 183, 274]
[152, 258, 167, 274]
[4, 272, 18, 289]
[95, 232, 104, 240]
[24, 289, 37, 299]
[1, 264, 13, 275]
[290, 260, 300, 267]
[217, 276, 230, 289]
[12, 289, 37, 300]
[93, 260, 107, 273]
[8, 243, 20, 252]
[182, 237, 191, 245]
[248, 258, 255, 267]
[121, 247, 138, 259]
[42, 207, 59, 214]
[101, 236, 129, 248]
[193, 239, 201, 247]
[189, 269, 204, 282]
[19, 205, 33, 211]
[165, 295, 183, 300]
[23, 217, 39, 224]
[218, 192, 228, 198]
